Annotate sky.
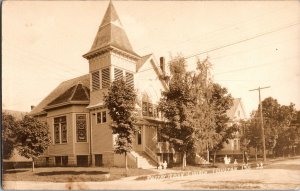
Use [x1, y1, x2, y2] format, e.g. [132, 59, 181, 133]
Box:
[2, 0, 300, 116]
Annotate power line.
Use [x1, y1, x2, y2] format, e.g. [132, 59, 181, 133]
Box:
[3, 53, 69, 81]
[136, 21, 300, 74]
[213, 53, 300, 76]
[183, 21, 300, 60]
[136, 4, 289, 54]
[5, 43, 86, 76]
[209, 35, 300, 63]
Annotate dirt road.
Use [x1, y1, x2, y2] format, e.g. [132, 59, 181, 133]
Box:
[3, 157, 300, 190]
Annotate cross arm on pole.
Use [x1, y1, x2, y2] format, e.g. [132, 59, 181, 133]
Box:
[249, 86, 271, 92]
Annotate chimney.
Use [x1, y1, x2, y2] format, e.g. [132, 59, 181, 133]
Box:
[31, 105, 35, 110]
[160, 57, 165, 74]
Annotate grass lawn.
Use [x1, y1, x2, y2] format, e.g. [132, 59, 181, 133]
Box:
[3, 167, 157, 182]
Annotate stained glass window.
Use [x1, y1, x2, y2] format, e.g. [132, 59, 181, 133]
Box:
[76, 114, 87, 142]
[61, 123, 67, 143]
[54, 116, 67, 144]
[54, 123, 60, 144]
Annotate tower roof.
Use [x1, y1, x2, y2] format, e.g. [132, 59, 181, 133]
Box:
[84, 1, 139, 58]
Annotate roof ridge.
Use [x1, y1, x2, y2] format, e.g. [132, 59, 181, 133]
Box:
[30, 74, 90, 115]
[69, 83, 80, 101]
[60, 74, 89, 85]
[82, 85, 90, 100]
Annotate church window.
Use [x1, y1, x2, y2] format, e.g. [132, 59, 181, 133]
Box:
[102, 111, 107, 123]
[153, 105, 158, 118]
[54, 123, 60, 144]
[125, 72, 134, 88]
[92, 71, 100, 91]
[97, 111, 107, 124]
[142, 102, 159, 118]
[101, 68, 110, 89]
[148, 103, 153, 116]
[54, 116, 67, 144]
[137, 126, 142, 145]
[114, 68, 123, 81]
[76, 114, 87, 142]
[142, 102, 148, 116]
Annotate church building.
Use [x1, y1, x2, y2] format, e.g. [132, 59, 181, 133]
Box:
[30, 1, 168, 168]
[30, 1, 247, 168]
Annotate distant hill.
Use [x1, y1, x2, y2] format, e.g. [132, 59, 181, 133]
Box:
[3, 109, 28, 120]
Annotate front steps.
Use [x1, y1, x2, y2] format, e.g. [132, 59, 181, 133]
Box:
[131, 151, 157, 169]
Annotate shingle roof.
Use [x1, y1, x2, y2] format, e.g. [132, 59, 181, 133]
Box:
[136, 54, 152, 71]
[85, 1, 138, 57]
[29, 74, 90, 116]
[47, 83, 90, 107]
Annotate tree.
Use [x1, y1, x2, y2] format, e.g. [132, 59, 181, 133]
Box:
[208, 83, 234, 164]
[2, 113, 18, 159]
[104, 79, 137, 172]
[15, 115, 50, 171]
[159, 56, 234, 166]
[233, 120, 251, 163]
[272, 103, 297, 157]
[248, 97, 297, 158]
[159, 56, 196, 168]
[190, 59, 233, 164]
[191, 58, 215, 163]
[244, 113, 262, 160]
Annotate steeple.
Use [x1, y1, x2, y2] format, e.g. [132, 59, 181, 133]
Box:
[83, 1, 139, 59]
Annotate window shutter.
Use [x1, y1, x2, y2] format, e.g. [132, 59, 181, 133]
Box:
[126, 72, 134, 88]
[92, 71, 100, 91]
[102, 68, 110, 89]
[114, 68, 123, 81]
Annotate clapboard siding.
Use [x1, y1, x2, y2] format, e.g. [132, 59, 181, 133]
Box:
[90, 111, 113, 154]
[46, 105, 89, 156]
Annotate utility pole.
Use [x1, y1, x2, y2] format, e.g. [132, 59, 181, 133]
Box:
[249, 86, 270, 162]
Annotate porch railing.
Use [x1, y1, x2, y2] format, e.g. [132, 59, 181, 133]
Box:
[156, 142, 171, 153]
[145, 145, 158, 164]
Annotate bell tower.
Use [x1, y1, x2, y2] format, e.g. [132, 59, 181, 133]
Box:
[83, 1, 140, 107]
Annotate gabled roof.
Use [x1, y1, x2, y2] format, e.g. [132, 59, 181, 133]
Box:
[29, 74, 90, 116]
[136, 54, 169, 91]
[84, 1, 139, 58]
[226, 98, 247, 120]
[136, 54, 152, 71]
[47, 83, 90, 107]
